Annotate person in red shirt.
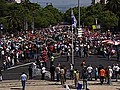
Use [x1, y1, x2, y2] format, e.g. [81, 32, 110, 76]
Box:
[99, 67, 105, 85]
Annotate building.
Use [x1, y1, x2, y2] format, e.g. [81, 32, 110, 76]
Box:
[6, 0, 25, 3]
[15, 0, 21, 3]
[100, 0, 107, 4]
[91, 0, 107, 5]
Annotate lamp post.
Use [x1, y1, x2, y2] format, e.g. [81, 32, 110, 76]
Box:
[32, 12, 35, 32]
[78, 0, 80, 28]
[77, 0, 83, 38]
[0, 24, 3, 68]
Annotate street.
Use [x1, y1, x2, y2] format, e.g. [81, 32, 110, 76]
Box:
[2, 54, 120, 80]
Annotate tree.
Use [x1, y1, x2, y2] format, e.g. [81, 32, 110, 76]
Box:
[99, 11, 119, 30]
[64, 3, 118, 31]
[44, 5, 63, 23]
[105, 0, 120, 14]
[105, 0, 120, 31]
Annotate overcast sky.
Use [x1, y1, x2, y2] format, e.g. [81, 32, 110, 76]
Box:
[30, 0, 91, 11]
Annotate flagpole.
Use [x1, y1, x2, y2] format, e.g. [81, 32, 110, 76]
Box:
[71, 9, 77, 66]
[72, 25, 74, 65]
[71, 9, 74, 66]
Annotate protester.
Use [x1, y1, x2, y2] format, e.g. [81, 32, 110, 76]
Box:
[41, 65, 46, 80]
[60, 66, 65, 86]
[82, 66, 88, 90]
[0, 23, 120, 90]
[81, 60, 86, 68]
[87, 65, 93, 81]
[70, 64, 74, 80]
[63, 65, 67, 82]
[107, 66, 113, 85]
[74, 69, 80, 88]
[94, 66, 98, 80]
[99, 66, 105, 85]
[50, 55, 55, 66]
[28, 65, 33, 79]
[113, 64, 120, 82]
[67, 51, 70, 62]
[55, 64, 61, 82]
[50, 65, 55, 81]
[0, 68, 2, 81]
[20, 72, 27, 90]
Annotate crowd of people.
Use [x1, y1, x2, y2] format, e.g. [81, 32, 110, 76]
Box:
[0, 25, 120, 69]
[28, 58, 120, 90]
[0, 24, 120, 89]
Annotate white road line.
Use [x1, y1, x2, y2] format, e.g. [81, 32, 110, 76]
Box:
[4, 62, 33, 71]
[2, 53, 61, 71]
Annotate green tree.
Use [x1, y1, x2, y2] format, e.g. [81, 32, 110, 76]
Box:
[44, 5, 63, 23]
[99, 11, 119, 30]
[105, 0, 120, 31]
[105, 0, 120, 14]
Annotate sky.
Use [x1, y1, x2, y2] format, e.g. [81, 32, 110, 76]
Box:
[30, 0, 92, 12]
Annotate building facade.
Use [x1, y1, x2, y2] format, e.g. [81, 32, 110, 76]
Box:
[91, 0, 107, 5]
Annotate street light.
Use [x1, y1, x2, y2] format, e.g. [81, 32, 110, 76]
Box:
[32, 12, 35, 32]
[78, 0, 80, 28]
[0, 23, 3, 68]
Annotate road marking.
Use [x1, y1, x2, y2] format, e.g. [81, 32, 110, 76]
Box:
[2, 53, 61, 71]
[3, 62, 33, 71]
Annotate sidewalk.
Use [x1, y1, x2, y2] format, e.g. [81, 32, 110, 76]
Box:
[0, 79, 120, 90]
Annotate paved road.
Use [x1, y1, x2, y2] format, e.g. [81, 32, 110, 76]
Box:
[2, 54, 120, 80]
[54, 54, 120, 70]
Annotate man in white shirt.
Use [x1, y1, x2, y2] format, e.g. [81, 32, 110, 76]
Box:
[87, 65, 93, 81]
[108, 66, 113, 85]
[41, 66, 46, 80]
[113, 64, 119, 81]
[20, 72, 27, 90]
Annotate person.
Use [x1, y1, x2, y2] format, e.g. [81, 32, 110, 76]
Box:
[28, 65, 33, 79]
[99, 67, 105, 85]
[82, 66, 88, 90]
[113, 64, 119, 82]
[67, 51, 70, 62]
[63, 65, 67, 82]
[20, 72, 27, 90]
[105, 67, 109, 83]
[41, 65, 46, 80]
[94, 66, 98, 80]
[81, 60, 86, 68]
[70, 64, 74, 80]
[50, 65, 55, 81]
[0, 68, 2, 81]
[60, 66, 65, 86]
[55, 64, 61, 82]
[74, 69, 80, 88]
[98, 65, 103, 77]
[87, 65, 93, 81]
[83, 45, 88, 58]
[50, 55, 55, 66]
[107, 66, 113, 85]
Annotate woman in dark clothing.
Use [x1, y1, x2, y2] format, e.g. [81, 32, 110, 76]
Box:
[28, 65, 33, 79]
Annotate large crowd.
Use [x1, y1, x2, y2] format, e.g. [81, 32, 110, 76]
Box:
[0, 24, 120, 89]
[0, 25, 120, 68]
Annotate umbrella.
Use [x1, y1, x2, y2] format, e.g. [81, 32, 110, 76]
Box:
[114, 41, 120, 45]
[106, 40, 114, 45]
[102, 40, 115, 45]
[102, 40, 110, 43]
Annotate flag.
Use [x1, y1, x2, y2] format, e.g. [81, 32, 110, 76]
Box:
[71, 9, 77, 28]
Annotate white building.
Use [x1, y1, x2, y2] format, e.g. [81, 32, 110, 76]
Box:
[92, 0, 107, 5]
[15, 0, 21, 3]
